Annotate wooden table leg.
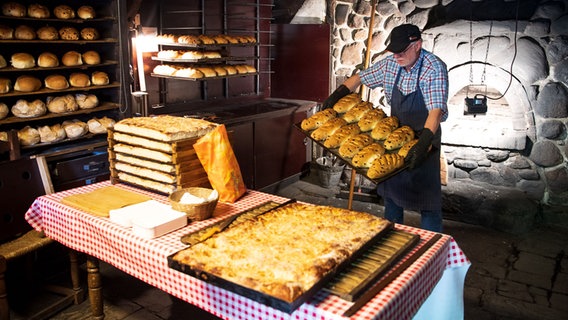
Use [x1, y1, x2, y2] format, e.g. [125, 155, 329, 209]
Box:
[86, 256, 104, 319]
[0, 256, 8, 320]
[68, 250, 85, 304]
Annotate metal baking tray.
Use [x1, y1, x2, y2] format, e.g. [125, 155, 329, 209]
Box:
[324, 229, 420, 301]
[168, 203, 393, 314]
[294, 123, 409, 184]
[151, 72, 259, 81]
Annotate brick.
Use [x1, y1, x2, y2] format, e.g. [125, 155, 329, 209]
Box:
[497, 279, 533, 302]
[514, 252, 556, 276]
[508, 269, 553, 290]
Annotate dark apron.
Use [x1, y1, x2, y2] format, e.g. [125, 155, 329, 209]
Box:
[376, 63, 442, 211]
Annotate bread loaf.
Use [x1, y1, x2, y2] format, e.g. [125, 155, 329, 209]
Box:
[173, 67, 203, 78]
[310, 117, 347, 141]
[398, 139, 418, 157]
[370, 116, 399, 140]
[62, 51, 82, 66]
[80, 27, 99, 40]
[158, 50, 180, 59]
[11, 99, 46, 118]
[367, 153, 405, 179]
[383, 125, 415, 150]
[352, 143, 386, 168]
[47, 94, 78, 113]
[113, 115, 217, 142]
[323, 123, 360, 149]
[223, 65, 237, 75]
[77, 5, 96, 19]
[0, 103, 8, 119]
[14, 75, 42, 92]
[38, 52, 59, 67]
[59, 26, 80, 40]
[91, 71, 109, 85]
[213, 66, 227, 76]
[54, 5, 75, 19]
[69, 72, 90, 87]
[0, 55, 6, 68]
[45, 74, 69, 90]
[342, 101, 373, 123]
[75, 93, 99, 109]
[358, 108, 387, 132]
[300, 108, 337, 131]
[153, 64, 177, 76]
[62, 119, 88, 138]
[82, 51, 101, 64]
[198, 34, 215, 44]
[14, 25, 36, 40]
[332, 93, 362, 113]
[0, 78, 11, 94]
[87, 116, 115, 134]
[11, 53, 35, 69]
[0, 25, 14, 39]
[2, 2, 26, 17]
[37, 26, 59, 40]
[27, 3, 50, 18]
[38, 124, 66, 143]
[196, 67, 216, 77]
[338, 134, 373, 159]
[177, 34, 199, 44]
[18, 126, 40, 146]
[157, 34, 178, 43]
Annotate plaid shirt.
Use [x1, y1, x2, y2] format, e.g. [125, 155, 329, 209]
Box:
[359, 49, 449, 121]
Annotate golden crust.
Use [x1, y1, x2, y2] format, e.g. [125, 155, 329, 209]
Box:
[342, 101, 373, 123]
[358, 108, 387, 132]
[352, 143, 386, 168]
[300, 108, 337, 131]
[338, 133, 373, 158]
[113, 115, 217, 142]
[398, 139, 419, 157]
[323, 123, 360, 149]
[367, 153, 405, 179]
[370, 116, 399, 140]
[310, 117, 346, 141]
[332, 93, 361, 113]
[383, 125, 415, 150]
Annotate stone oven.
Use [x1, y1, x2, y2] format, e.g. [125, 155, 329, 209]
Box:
[294, 0, 568, 232]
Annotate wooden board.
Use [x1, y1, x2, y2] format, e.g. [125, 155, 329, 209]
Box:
[61, 186, 152, 217]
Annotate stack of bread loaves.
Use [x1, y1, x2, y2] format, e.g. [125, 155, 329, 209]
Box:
[109, 115, 218, 194]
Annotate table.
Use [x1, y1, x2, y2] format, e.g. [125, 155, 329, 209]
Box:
[25, 181, 470, 319]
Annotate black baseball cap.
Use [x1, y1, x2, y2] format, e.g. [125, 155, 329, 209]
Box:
[385, 24, 422, 53]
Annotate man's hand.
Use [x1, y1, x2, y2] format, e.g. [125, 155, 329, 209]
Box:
[321, 85, 350, 109]
[405, 128, 434, 169]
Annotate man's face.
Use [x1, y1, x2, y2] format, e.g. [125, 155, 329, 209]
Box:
[392, 40, 421, 68]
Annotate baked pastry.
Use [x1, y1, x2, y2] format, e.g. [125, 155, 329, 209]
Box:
[310, 117, 347, 141]
[333, 93, 362, 113]
[69, 72, 90, 87]
[14, 25, 36, 40]
[37, 52, 59, 67]
[352, 143, 386, 168]
[177, 34, 199, 44]
[82, 51, 101, 64]
[196, 67, 216, 77]
[212, 66, 227, 76]
[80, 27, 99, 40]
[223, 65, 237, 75]
[91, 71, 109, 85]
[59, 26, 80, 40]
[371, 116, 399, 140]
[14, 75, 42, 92]
[0, 55, 6, 68]
[358, 108, 387, 132]
[342, 101, 373, 123]
[198, 34, 215, 44]
[38, 124, 66, 143]
[224, 34, 240, 44]
[367, 153, 405, 179]
[0, 25, 14, 39]
[300, 108, 337, 131]
[153, 64, 177, 76]
[27, 3, 50, 18]
[75, 93, 99, 109]
[2, 2, 26, 17]
[62, 119, 88, 138]
[113, 115, 217, 142]
[157, 50, 180, 59]
[77, 5, 95, 19]
[62, 51, 82, 66]
[178, 51, 201, 59]
[338, 133, 373, 158]
[53, 5, 75, 19]
[173, 67, 203, 78]
[203, 51, 222, 59]
[398, 139, 419, 157]
[323, 123, 360, 149]
[0, 78, 11, 94]
[157, 34, 178, 44]
[10, 53, 35, 69]
[244, 65, 257, 73]
[46, 94, 78, 113]
[87, 116, 115, 134]
[383, 125, 415, 150]
[18, 126, 40, 146]
[11, 99, 46, 118]
[234, 64, 248, 74]
[0, 103, 8, 119]
[171, 202, 390, 303]
[44, 74, 69, 90]
[37, 26, 59, 40]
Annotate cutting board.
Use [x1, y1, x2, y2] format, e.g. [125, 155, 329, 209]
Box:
[61, 186, 152, 217]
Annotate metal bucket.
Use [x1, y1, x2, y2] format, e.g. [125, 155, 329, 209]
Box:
[316, 157, 345, 188]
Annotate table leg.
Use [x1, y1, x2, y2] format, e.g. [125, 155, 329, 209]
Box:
[0, 256, 8, 320]
[86, 256, 104, 319]
[69, 250, 85, 304]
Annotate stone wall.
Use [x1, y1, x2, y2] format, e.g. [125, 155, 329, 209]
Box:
[322, 0, 568, 232]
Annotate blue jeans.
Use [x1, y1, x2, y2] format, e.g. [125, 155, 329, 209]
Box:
[384, 197, 443, 232]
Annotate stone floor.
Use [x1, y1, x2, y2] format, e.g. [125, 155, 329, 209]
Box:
[6, 174, 568, 320]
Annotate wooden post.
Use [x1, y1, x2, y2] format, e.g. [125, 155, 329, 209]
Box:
[0, 256, 8, 320]
[87, 256, 104, 319]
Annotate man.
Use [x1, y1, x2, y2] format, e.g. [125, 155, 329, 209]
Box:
[322, 24, 449, 232]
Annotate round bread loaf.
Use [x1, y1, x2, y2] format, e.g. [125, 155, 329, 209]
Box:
[0, 55, 6, 68]
[59, 26, 79, 40]
[27, 3, 50, 18]
[153, 65, 177, 76]
[18, 126, 40, 146]
[80, 27, 99, 40]
[0, 25, 14, 39]
[46, 94, 78, 113]
[53, 5, 75, 19]
[37, 52, 59, 67]
[62, 51, 82, 66]
[38, 124, 66, 143]
[91, 71, 109, 85]
[2, 2, 26, 17]
[11, 99, 46, 117]
[88, 117, 115, 134]
[75, 93, 99, 109]
[82, 51, 100, 65]
[44, 74, 69, 90]
[69, 72, 90, 87]
[14, 75, 42, 92]
[77, 5, 95, 19]
[62, 119, 87, 138]
[0, 77, 11, 94]
[37, 25, 59, 40]
[0, 103, 8, 120]
[10, 52, 35, 69]
[14, 25, 36, 40]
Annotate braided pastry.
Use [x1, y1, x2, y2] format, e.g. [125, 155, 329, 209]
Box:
[370, 116, 399, 140]
[323, 124, 360, 148]
[352, 143, 386, 168]
[367, 153, 405, 179]
[384, 125, 415, 150]
[300, 108, 337, 131]
[338, 134, 373, 158]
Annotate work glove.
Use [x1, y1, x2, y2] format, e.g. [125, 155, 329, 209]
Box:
[321, 85, 350, 110]
[405, 128, 434, 170]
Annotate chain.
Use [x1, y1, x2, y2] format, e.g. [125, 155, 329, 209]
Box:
[481, 21, 493, 84]
[469, 19, 473, 84]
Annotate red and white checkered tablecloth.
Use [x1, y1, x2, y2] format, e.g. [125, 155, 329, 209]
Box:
[25, 181, 470, 320]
